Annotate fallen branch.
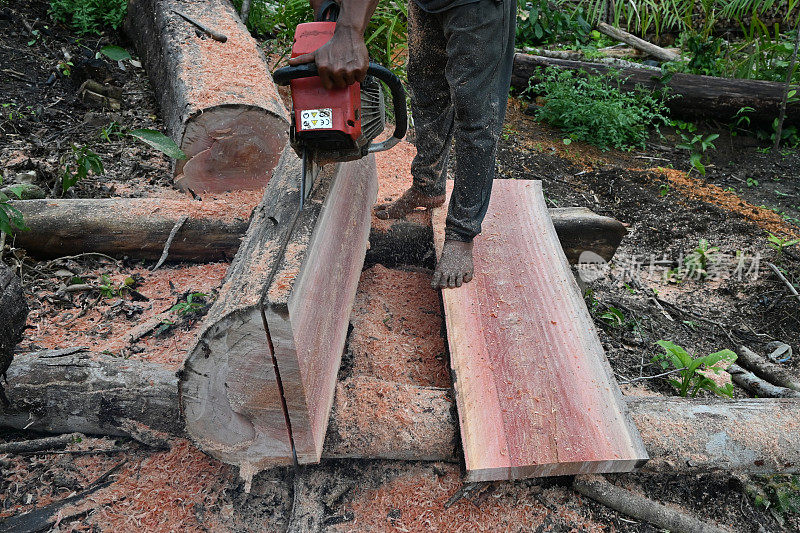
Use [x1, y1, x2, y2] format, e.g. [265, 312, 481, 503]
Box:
[766, 261, 800, 302]
[736, 345, 800, 391]
[728, 363, 800, 398]
[0, 432, 84, 454]
[596, 22, 680, 63]
[172, 8, 228, 42]
[573, 474, 730, 533]
[151, 214, 189, 271]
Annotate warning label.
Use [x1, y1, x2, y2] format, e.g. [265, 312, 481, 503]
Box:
[299, 108, 333, 130]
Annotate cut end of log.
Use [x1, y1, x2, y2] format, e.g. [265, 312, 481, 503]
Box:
[175, 106, 289, 192]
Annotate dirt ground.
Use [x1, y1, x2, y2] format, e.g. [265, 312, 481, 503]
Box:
[3, 1, 800, 532]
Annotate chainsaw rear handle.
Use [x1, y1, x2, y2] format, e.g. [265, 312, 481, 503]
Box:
[272, 62, 407, 153]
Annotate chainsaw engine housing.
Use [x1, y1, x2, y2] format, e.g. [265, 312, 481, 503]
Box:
[288, 21, 385, 163]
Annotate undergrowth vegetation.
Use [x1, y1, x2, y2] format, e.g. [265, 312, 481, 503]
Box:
[48, 0, 127, 35]
[525, 67, 669, 150]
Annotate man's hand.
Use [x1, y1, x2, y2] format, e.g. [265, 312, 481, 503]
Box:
[288, 26, 369, 90]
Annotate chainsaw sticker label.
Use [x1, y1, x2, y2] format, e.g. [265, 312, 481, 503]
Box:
[299, 108, 333, 130]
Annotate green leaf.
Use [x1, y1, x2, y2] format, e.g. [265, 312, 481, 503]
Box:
[100, 45, 132, 61]
[5, 185, 27, 199]
[129, 129, 186, 160]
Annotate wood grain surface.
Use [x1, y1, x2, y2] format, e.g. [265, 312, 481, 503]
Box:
[265, 154, 378, 462]
[433, 179, 648, 481]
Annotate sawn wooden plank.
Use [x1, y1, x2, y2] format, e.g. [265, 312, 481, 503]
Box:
[433, 179, 648, 481]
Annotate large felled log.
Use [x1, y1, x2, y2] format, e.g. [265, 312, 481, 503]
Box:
[125, 0, 289, 192]
[512, 53, 800, 124]
[11, 198, 625, 265]
[11, 198, 250, 262]
[0, 263, 27, 404]
[180, 147, 377, 484]
[433, 180, 648, 482]
[5, 352, 800, 476]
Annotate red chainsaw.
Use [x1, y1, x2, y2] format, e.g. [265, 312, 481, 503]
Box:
[272, 1, 407, 209]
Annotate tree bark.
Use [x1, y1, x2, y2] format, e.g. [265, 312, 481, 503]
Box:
[4, 352, 800, 476]
[0, 263, 28, 404]
[125, 0, 289, 192]
[728, 363, 800, 398]
[10, 198, 249, 262]
[512, 53, 800, 124]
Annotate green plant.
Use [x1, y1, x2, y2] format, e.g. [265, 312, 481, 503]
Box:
[684, 238, 720, 280]
[599, 306, 625, 328]
[49, 0, 127, 35]
[170, 292, 209, 316]
[57, 60, 73, 77]
[747, 176, 760, 187]
[652, 340, 737, 397]
[659, 183, 670, 196]
[0, 177, 28, 236]
[674, 121, 718, 176]
[767, 232, 800, 256]
[98, 274, 135, 298]
[61, 145, 103, 193]
[526, 67, 670, 151]
[747, 474, 800, 516]
[128, 129, 186, 159]
[516, 0, 591, 47]
[99, 121, 124, 143]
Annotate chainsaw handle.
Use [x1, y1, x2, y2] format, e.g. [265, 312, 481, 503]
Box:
[272, 62, 408, 152]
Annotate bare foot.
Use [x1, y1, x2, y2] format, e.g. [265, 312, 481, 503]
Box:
[374, 186, 445, 220]
[432, 239, 474, 289]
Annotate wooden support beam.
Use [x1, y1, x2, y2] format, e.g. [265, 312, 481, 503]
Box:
[512, 53, 800, 124]
[4, 352, 800, 476]
[125, 0, 289, 192]
[10, 198, 250, 262]
[433, 180, 648, 481]
[179, 147, 376, 483]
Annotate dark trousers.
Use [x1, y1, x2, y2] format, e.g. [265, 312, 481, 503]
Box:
[407, 0, 516, 241]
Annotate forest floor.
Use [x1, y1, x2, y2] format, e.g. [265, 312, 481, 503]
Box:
[2, 1, 800, 532]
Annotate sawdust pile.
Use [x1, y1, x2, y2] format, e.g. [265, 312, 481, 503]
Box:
[349, 265, 449, 388]
[651, 167, 800, 239]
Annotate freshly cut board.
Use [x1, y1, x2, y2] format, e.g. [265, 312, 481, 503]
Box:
[433, 180, 648, 481]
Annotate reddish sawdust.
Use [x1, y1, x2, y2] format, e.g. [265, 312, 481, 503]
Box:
[650, 167, 800, 239]
[333, 463, 610, 532]
[2, 440, 231, 531]
[23, 262, 229, 369]
[76, 189, 263, 223]
[350, 265, 450, 388]
[183, 3, 286, 115]
[372, 140, 433, 231]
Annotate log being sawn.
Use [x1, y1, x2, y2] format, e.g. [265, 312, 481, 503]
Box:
[178, 146, 377, 485]
[3, 351, 800, 476]
[125, 0, 289, 192]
